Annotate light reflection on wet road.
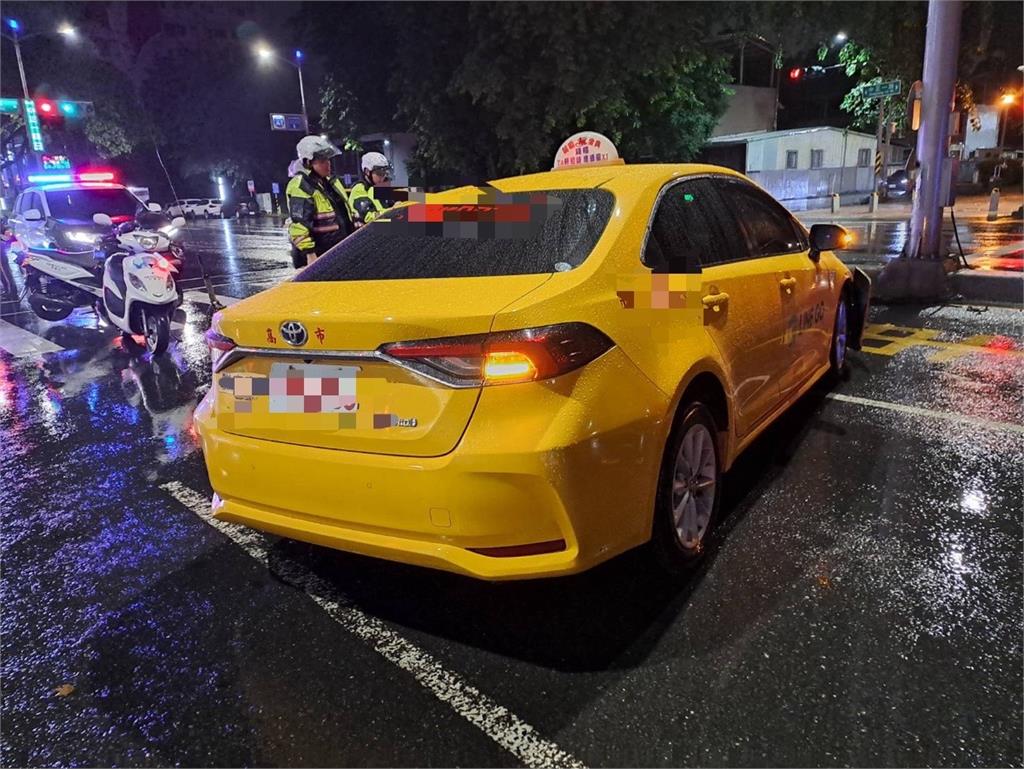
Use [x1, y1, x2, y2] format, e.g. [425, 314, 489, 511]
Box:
[0, 220, 1021, 767]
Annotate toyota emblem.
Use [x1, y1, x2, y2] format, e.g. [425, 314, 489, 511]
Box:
[280, 320, 308, 347]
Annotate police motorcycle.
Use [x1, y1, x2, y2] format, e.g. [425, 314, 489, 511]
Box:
[20, 204, 186, 355]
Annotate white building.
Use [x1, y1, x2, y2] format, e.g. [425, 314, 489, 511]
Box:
[953, 105, 999, 159]
[704, 126, 908, 210]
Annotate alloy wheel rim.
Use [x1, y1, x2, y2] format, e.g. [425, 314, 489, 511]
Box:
[671, 423, 717, 551]
[835, 301, 848, 368]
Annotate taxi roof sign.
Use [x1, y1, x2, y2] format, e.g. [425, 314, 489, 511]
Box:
[553, 131, 623, 170]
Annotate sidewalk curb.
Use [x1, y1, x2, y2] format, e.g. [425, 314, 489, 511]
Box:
[950, 270, 1024, 306]
[860, 264, 1023, 306]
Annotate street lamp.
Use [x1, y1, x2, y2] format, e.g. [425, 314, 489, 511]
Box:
[253, 42, 308, 133]
[997, 92, 1016, 149]
[834, 31, 848, 44]
[1, 18, 81, 101]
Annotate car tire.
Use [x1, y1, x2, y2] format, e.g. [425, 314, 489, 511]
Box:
[828, 289, 850, 381]
[650, 401, 722, 576]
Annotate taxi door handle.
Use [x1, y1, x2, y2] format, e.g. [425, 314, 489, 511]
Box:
[702, 292, 730, 312]
[779, 277, 797, 294]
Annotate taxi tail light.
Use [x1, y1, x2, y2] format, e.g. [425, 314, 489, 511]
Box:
[382, 322, 613, 386]
[205, 330, 236, 372]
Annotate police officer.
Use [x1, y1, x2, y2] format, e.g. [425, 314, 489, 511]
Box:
[286, 135, 354, 268]
[348, 151, 393, 228]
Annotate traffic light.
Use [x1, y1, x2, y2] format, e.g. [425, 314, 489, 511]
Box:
[25, 99, 92, 127]
[787, 65, 828, 82]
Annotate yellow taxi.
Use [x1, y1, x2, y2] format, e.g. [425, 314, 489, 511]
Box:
[197, 146, 869, 580]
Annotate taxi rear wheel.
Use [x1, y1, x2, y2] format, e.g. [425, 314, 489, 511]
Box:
[651, 402, 722, 576]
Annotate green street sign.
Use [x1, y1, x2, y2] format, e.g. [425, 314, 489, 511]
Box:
[863, 80, 902, 99]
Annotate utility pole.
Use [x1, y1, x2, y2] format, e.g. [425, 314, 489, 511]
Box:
[907, 0, 962, 259]
[876, 0, 963, 300]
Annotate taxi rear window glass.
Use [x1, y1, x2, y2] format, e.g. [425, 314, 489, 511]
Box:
[295, 189, 614, 281]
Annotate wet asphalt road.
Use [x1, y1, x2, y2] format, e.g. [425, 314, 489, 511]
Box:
[796, 210, 1024, 270]
[1, 220, 1022, 767]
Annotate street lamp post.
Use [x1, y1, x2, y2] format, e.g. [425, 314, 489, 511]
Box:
[2, 18, 79, 100]
[2, 18, 79, 176]
[3, 19, 31, 101]
[255, 43, 309, 133]
[997, 92, 1016, 149]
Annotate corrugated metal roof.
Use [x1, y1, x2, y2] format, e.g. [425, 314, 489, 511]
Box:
[708, 126, 876, 144]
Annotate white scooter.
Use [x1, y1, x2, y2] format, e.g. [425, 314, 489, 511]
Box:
[20, 207, 186, 355]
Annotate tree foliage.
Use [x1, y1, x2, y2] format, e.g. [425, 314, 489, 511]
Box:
[316, 3, 732, 182]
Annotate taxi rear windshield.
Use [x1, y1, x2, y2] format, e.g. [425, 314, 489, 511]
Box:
[295, 188, 614, 281]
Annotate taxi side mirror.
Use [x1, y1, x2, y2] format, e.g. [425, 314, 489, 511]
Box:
[809, 223, 851, 262]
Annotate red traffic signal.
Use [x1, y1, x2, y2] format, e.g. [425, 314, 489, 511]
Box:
[36, 99, 56, 116]
[789, 68, 803, 81]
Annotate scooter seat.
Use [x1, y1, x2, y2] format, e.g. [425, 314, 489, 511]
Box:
[39, 247, 102, 274]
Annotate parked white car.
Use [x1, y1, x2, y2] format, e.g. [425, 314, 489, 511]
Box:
[205, 198, 223, 218]
[166, 198, 206, 218]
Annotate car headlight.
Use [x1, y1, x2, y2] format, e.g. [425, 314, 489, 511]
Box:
[67, 230, 99, 244]
[128, 273, 145, 291]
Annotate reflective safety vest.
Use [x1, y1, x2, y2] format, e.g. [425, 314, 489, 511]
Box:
[348, 181, 387, 226]
[286, 169, 353, 254]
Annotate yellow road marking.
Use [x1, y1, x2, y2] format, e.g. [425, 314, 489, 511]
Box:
[860, 323, 1022, 362]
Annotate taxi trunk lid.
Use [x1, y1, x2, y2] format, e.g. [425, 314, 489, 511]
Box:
[212, 275, 549, 457]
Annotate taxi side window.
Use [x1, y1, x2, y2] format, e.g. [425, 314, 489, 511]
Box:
[714, 179, 806, 258]
[642, 180, 725, 273]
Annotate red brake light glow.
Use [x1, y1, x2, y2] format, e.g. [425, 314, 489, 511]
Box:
[205, 330, 236, 371]
[382, 323, 613, 386]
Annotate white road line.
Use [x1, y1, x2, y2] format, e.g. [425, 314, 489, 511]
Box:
[159, 481, 585, 769]
[826, 393, 1024, 434]
[183, 290, 240, 307]
[176, 267, 291, 287]
[0, 319, 63, 357]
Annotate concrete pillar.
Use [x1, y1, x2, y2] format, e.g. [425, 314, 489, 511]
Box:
[831, 194, 841, 214]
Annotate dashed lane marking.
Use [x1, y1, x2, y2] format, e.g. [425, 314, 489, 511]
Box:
[0, 319, 64, 357]
[826, 393, 1024, 435]
[159, 481, 586, 769]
